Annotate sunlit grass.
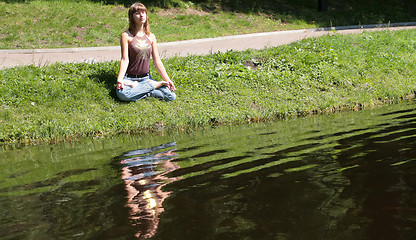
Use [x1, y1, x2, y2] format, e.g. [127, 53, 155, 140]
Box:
[1, 0, 415, 49]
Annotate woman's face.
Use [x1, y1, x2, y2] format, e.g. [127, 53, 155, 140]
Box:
[133, 10, 147, 25]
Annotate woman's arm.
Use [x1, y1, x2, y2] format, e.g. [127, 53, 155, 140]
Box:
[116, 32, 130, 89]
[150, 34, 176, 91]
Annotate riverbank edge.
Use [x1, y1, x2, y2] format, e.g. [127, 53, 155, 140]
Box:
[7, 96, 416, 147]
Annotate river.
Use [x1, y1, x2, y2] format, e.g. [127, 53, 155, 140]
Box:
[0, 101, 415, 240]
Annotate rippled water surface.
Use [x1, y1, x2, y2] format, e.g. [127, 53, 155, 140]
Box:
[1, 102, 415, 240]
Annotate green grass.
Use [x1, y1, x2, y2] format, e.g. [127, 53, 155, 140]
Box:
[1, 29, 415, 144]
[0, 0, 415, 49]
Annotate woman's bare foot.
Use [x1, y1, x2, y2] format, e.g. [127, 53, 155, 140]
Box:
[149, 80, 168, 89]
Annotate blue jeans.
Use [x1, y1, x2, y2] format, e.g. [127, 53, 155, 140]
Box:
[116, 75, 176, 102]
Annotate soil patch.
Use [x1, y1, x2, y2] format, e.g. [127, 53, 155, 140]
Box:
[157, 7, 209, 17]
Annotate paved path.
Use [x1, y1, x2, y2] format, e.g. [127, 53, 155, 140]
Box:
[1, 22, 415, 69]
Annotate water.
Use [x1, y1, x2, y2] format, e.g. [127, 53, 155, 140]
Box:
[1, 102, 415, 240]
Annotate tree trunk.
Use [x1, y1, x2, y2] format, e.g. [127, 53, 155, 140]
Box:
[318, 0, 328, 12]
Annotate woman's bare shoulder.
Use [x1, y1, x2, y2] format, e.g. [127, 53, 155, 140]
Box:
[121, 31, 133, 38]
[149, 33, 157, 43]
[121, 31, 134, 44]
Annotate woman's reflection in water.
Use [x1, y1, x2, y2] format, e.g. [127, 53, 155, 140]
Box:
[120, 142, 180, 239]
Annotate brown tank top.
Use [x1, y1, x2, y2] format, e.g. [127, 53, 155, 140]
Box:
[126, 34, 152, 75]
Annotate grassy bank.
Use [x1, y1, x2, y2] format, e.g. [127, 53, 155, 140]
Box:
[1, 29, 415, 144]
[1, 0, 415, 49]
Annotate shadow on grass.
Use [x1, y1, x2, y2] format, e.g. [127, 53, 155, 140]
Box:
[87, 64, 124, 103]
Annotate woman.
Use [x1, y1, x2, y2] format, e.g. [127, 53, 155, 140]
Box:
[116, 3, 176, 102]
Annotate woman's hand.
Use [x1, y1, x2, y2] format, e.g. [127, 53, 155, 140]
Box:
[167, 80, 176, 91]
[117, 80, 124, 90]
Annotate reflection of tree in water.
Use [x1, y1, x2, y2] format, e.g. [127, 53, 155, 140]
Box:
[119, 142, 180, 239]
